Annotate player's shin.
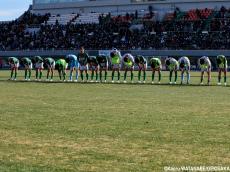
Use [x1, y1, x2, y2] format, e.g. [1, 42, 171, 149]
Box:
[138, 70, 141, 81]
[169, 71, 173, 82]
[152, 71, 155, 82]
[118, 71, 120, 81]
[175, 71, 178, 82]
[159, 71, 161, 82]
[69, 70, 73, 80]
[143, 71, 146, 81]
[124, 71, 127, 81]
[104, 71, 107, 81]
[10, 70, 14, 79]
[131, 71, 134, 81]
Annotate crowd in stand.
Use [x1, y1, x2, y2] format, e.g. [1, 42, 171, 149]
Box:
[1, 7, 230, 51]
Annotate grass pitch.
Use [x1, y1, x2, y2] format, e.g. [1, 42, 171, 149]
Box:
[0, 70, 230, 172]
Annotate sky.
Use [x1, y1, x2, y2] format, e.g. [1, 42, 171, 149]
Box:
[0, 0, 32, 21]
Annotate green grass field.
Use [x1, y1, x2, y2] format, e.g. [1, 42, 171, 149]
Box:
[0, 70, 230, 172]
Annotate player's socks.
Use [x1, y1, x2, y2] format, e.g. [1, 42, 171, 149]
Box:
[63, 72, 66, 80]
[14, 71, 17, 79]
[51, 72, 53, 80]
[131, 72, 134, 81]
[124, 71, 127, 80]
[69, 70, 73, 80]
[159, 71, 162, 82]
[28, 70, 31, 79]
[91, 71, 94, 80]
[99, 71, 102, 81]
[187, 72, 190, 83]
[138, 71, 141, 81]
[35, 70, 38, 79]
[112, 71, 115, 81]
[169, 71, 172, 82]
[118, 71, 120, 81]
[152, 72, 155, 82]
[143, 71, 146, 81]
[81, 73, 84, 80]
[39, 71, 42, 79]
[47, 71, 49, 80]
[104, 71, 107, 81]
[218, 75, 221, 83]
[224, 76, 227, 83]
[175, 71, 178, 82]
[25, 70, 28, 79]
[96, 72, 98, 81]
[10, 70, 14, 78]
[181, 73, 184, 83]
[86, 73, 89, 81]
[76, 71, 78, 80]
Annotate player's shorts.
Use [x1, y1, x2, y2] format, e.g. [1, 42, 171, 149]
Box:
[124, 65, 134, 70]
[79, 64, 88, 71]
[10, 63, 19, 69]
[25, 63, 33, 70]
[99, 62, 108, 70]
[138, 63, 147, 70]
[70, 61, 79, 70]
[152, 65, 162, 71]
[111, 64, 120, 69]
[35, 62, 44, 69]
[89, 65, 99, 70]
[47, 62, 55, 69]
[180, 65, 190, 71]
[169, 65, 179, 71]
[201, 67, 211, 72]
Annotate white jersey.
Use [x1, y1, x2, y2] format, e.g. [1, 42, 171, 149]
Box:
[35, 62, 44, 69]
[122, 53, 135, 67]
[178, 56, 190, 66]
[199, 56, 211, 71]
[166, 58, 179, 71]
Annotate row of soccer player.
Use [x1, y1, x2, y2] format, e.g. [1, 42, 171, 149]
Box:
[7, 47, 228, 85]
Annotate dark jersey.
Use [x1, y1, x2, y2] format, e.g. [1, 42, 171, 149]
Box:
[77, 52, 89, 66]
[88, 56, 98, 66]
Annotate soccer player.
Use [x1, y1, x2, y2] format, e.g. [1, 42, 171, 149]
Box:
[149, 57, 162, 84]
[21, 57, 33, 81]
[178, 56, 191, 85]
[44, 57, 55, 81]
[96, 55, 109, 82]
[8, 57, 19, 80]
[198, 56, 212, 85]
[34, 56, 44, 81]
[135, 55, 147, 83]
[77, 47, 89, 82]
[216, 55, 228, 86]
[110, 48, 122, 83]
[88, 56, 99, 82]
[55, 59, 68, 81]
[66, 54, 79, 82]
[165, 57, 179, 84]
[121, 53, 135, 83]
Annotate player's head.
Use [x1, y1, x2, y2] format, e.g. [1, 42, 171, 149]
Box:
[8, 57, 13, 63]
[151, 62, 156, 68]
[200, 58, 205, 65]
[80, 46, 85, 54]
[110, 51, 116, 58]
[180, 60, 185, 68]
[216, 58, 221, 65]
[135, 56, 140, 64]
[165, 59, 170, 66]
[124, 55, 129, 62]
[65, 55, 70, 63]
[55, 63, 60, 70]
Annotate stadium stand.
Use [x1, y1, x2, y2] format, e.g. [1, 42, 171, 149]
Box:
[1, 7, 230, 51]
